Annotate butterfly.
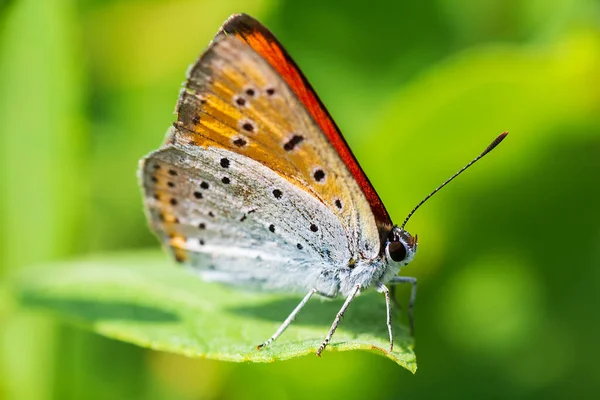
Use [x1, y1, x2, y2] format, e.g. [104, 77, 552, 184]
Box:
[139, 13, 507, 356]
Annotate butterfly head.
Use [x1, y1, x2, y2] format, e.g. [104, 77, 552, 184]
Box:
[385, 226, 418, 266]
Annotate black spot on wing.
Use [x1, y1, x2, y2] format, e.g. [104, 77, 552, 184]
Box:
[283, 135, 304, 151]
[233, 137, 247, 147]
[313, 169, 325, 182]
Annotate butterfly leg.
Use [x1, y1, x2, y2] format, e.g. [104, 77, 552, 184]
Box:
[376, 282, 394, 352]
[316, 284, 361, 357]
[257, 288, 317, 350]
[388, 276, 417, 336]
[389, 285, 401, 309]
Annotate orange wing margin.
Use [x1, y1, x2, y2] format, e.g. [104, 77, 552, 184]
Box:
[217, 13, 392, 231]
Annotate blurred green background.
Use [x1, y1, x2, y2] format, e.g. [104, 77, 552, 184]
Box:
[1, 0, 599, 399]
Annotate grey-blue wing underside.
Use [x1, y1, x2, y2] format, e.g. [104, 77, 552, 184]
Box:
[139, 139, 353, 296]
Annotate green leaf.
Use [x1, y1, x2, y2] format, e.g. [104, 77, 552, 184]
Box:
[12, 251, 416, 372]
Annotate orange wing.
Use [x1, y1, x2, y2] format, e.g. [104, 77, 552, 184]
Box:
[218, 14, 393, 238]
[168, 16, 385, 258]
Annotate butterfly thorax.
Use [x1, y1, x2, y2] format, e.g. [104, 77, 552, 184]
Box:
[335, 256, 386, 296]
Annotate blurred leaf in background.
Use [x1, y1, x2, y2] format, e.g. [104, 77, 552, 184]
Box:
[1, 0, 599, 399]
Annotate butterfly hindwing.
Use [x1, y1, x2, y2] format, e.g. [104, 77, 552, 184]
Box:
[141, 141, 352, 296]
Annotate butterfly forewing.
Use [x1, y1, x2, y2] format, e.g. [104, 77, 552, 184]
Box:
[173, 34, 380, 258]
[218, 15, 392, 235]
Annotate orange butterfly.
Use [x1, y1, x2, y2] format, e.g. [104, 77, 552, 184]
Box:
[139, 13, 507, 356]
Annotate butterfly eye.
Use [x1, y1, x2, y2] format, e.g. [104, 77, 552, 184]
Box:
[388, 241, 408, 262]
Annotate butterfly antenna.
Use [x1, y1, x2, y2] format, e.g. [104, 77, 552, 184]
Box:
[400, 132, 508, 231]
